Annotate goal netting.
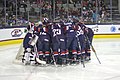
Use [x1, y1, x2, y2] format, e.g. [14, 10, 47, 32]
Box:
[13, 42, 24, 64]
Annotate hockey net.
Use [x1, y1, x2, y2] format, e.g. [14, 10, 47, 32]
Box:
[13, 42, 24, 64]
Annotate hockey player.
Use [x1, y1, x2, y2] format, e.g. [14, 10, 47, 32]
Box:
[75, 22, 86, 62]
[84, 27, 94, 61]
[22, 22, 36, 65]
[77, 21, 94, 61]
[36, 20, 51, 64]
[64, 21, 78, 64]
[50, 22, 66, 65]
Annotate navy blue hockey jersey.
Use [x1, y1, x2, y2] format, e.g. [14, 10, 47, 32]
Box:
[23, 32, 33, 49]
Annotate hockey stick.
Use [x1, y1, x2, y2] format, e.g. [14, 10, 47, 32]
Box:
[34, 44, 46, 65]
[50, 48, 57, 67]
[84, 35, 101, 64]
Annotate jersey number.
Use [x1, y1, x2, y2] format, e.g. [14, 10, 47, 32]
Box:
[53, 29, 61, 37]
[77, 30, 84, 36]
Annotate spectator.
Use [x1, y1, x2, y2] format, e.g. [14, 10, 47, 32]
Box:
[92, 10, 97, 23]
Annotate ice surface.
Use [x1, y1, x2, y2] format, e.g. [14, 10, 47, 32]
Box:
[0, 38, 120, 80]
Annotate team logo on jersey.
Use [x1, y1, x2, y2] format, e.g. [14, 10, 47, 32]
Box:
[11, 29, 23, 37]
[110, 26, 116, 32]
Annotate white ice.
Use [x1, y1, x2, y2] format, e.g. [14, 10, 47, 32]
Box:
[0, 38, 120, 80]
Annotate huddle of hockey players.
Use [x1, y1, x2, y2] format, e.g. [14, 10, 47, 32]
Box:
[22, 17, 94, 66]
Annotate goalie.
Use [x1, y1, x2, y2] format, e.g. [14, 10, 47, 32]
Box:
[22, 22, 36, 65]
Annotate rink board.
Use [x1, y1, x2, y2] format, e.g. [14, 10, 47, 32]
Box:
[0, 24, 120, 46]
[94, 34, 120, 38]
[0, 34, 120, 46]
[0, 39, 23, 46]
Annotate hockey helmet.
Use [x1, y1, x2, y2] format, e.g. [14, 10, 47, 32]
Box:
[43, 18, 49, 24]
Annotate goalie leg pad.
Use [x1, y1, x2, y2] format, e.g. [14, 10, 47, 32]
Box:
[23, 52, 31, 65]
[30, 52, 36, 65]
